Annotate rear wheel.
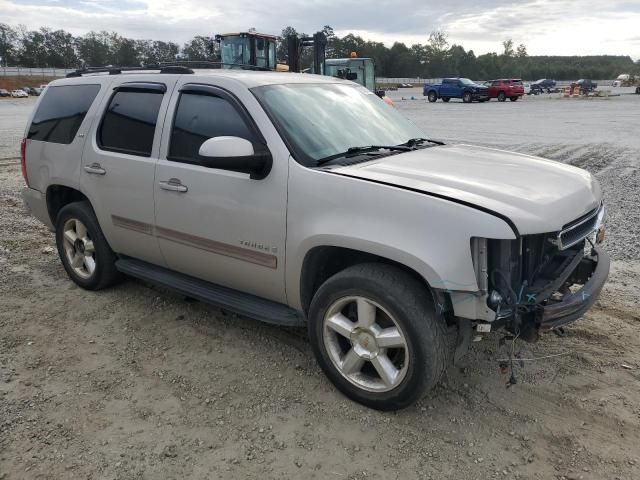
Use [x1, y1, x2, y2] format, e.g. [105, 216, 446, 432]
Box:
[55, 201, 121, 290]
[308, 264, 448, 410]
[462, 92, 472, 103]
[427, 91, 437, 102]
[442, 97, 450, 102]
[510, 96, 518, 101]
[497, 91, 506, 102]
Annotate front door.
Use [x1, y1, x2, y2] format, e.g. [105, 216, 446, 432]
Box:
[153, 80, 288, 303]
[81, 77, 177, 266]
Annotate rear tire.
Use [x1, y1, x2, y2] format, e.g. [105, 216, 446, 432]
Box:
[55, 201, 121, 290]
[462, 92, 472, 103]
[427, 91, 437, 103]
[308, 263, 448, 411]
[497, 91, 506, 102]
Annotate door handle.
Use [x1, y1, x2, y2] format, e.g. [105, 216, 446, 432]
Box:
[159, 178, 188, 193]
[84, 163, 106, 175]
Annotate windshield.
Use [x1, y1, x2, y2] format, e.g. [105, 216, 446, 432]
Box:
[252, 83, 425, 166]
[459, 78, 475, 85]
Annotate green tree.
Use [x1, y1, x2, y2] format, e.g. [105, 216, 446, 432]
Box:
[182, 36, 214, 61]
[0, 23, 18, 66]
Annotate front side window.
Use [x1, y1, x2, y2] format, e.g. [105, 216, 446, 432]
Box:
[98, 89, 164, 157]
[252, 83, 424, 167]
[28, 84, 100, 144]
[168, 93, 254, 165]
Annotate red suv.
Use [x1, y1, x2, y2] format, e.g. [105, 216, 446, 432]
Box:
[486, 79, 524, 102]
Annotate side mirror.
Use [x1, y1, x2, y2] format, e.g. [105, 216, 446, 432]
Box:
[375, 90, 386, 98]
[198, 136, 272, 180]
[346, 72, 358, 81]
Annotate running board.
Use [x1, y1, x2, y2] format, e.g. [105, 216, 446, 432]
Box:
[115, 258, 304, 327]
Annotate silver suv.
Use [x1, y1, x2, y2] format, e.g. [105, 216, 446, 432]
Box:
[21, 68, 608, 410]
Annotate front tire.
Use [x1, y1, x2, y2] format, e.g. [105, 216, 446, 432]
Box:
[55, 201, 121, 290]
[427, 91, 438, 102]
[462, 92, 472, 103]
[308, 264, 448, 411]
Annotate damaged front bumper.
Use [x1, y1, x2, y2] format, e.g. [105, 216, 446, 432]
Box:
[540, 245, 609, 329]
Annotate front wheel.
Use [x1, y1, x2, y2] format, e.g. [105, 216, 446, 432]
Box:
[462, 92, 472, 103]
[308, 264, 449, 411]
[427, 91, 438, 102]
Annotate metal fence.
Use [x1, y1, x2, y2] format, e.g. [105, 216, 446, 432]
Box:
[377, 77, 614, 86]
[1, 66, 76, 77]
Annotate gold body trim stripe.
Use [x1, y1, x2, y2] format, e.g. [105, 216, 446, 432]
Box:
[111, 215, 154, 235]
[111, 215, 277, 269]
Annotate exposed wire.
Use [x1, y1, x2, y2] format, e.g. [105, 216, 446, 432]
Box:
[495, 351, 570, 362]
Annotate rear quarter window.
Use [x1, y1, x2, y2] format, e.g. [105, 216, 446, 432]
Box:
[28, 84, 100, 144]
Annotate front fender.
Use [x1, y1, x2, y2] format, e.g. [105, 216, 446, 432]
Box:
[285, 162, 516, 310]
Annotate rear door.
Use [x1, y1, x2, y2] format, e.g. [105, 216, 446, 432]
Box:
[440, 79, 454, 97]
[80, 76, 177, 266]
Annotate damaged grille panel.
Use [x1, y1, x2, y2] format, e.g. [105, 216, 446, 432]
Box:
[555, 204, 604, 250]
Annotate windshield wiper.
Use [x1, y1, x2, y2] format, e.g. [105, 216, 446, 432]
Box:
[400, 137, 445, 147]
[316, 145, 412, 166]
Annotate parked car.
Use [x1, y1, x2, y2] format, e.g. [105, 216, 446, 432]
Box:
[11, 89, 28, 98]
[21, 71, 608, 410]
[523, 82, 531, 95]
[423, 77, 489, 103]
[27, 87, 41, 96]
[0, 88, 10, 97]
[571, 79, 598, 93]
[530, 78, 556, 94]
[486, 78, 525, 101]
[21, 86, 33, 95]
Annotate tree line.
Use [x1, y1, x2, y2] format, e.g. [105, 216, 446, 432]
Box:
[1, 23, 638, 80]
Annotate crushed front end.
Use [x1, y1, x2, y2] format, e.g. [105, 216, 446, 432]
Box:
[476, 203, 608, 341]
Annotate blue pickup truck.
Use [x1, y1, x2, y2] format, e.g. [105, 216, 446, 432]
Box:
[423, 78, 489, 103]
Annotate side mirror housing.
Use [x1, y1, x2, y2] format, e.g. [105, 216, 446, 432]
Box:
[346, 72, 358, 81]
[198, 136, 272, 180]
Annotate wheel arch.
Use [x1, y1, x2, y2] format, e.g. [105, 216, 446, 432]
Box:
[46, 184, 91, 225]
[298, 244, 444, 317]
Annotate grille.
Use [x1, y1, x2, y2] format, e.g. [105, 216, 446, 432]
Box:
[557, 205, 603, 250]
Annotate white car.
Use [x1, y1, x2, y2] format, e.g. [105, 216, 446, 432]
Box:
[524, 82, 531, 95]
[11, 89, 28, 98]
[21, 69, 608, 410]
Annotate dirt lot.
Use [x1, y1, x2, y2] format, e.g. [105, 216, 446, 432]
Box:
[1, 92, 640, 480]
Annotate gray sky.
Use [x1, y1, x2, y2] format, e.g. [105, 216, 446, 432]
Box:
[3, 0, 640, 58]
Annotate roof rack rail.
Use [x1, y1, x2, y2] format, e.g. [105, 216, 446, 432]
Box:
[66, 64, 194, 77]
[66, 61, 272, 78]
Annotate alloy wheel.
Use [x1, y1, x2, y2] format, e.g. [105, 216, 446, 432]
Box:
[323, 296, 409, 392]
[62, 218, 96, 279]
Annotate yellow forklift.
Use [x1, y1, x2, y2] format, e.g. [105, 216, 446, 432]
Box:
[216, 31, 383, 97]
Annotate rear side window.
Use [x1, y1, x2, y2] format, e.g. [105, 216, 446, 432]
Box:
[28, 84, 100, 144]
[168, 93, 255, 165]
[98, 90, 164, 157]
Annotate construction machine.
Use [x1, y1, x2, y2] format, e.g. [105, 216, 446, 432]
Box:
[217, 30, 383, 97]
[215, 32, 287, 71]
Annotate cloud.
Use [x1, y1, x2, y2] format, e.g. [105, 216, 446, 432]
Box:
[1, 0, 638, 58]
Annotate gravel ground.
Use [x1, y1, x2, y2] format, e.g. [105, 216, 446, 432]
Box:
[1, 91, 640, 480]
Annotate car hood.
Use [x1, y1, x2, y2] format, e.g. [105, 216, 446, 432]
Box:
[331, 144, 602, 235]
